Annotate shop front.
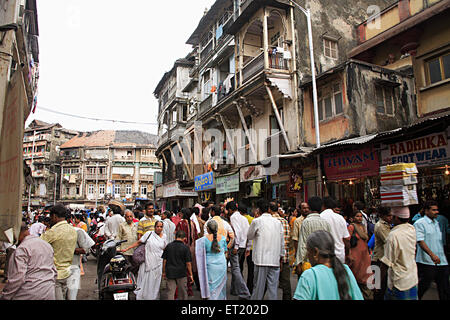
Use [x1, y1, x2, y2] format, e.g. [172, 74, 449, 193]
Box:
[322, 146, 380, 209]
[194, 172, 216, 204]
[238, 165, 268, 209]
[381, 127, 450, 205]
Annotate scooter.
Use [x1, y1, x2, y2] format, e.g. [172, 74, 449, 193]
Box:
[88, 225, 106, 259]
[97, 239, 137, 300]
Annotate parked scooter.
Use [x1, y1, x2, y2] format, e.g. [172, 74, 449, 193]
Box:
[97, 239, 137, 300]
[88, 221, 106, 258]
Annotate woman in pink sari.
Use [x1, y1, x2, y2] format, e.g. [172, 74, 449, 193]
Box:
[347, 211, 374, 300]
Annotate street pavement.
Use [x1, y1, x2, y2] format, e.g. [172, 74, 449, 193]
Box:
[78, 253, 440, 300]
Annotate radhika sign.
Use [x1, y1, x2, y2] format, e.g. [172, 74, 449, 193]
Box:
[195, 172, 215, 192]
[381, 129, 450, 167]
[323, 147, 379, 181]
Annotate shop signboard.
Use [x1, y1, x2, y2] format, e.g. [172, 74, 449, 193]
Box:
[194, 172, 215, 191]
[381, 129, 450, 167]
[323, 147, 379, 181]
[240, 165, 268, 182]
[163, 182, 198, 198]
[155, 185, 164, 199]
[216, 173, 240, 194]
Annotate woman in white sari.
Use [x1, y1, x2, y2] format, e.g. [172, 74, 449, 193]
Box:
[121, 220, 167, 300]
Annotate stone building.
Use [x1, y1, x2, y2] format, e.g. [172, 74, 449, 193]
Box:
[59, 130, 160, 209]
[22, 120, 78, 208]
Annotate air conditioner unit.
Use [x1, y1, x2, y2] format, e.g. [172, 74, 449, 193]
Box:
[244, 181, 262, 198]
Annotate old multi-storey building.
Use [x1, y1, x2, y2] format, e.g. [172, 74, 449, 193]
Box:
[155, 0, 449, 210]
[22, 120, 78, 208]
[1, 0, 40, 241]
[59, 130, 160, 209]
[155, 0, 395, 208]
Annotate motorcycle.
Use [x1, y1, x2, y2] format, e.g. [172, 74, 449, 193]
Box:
[88, 224, 106, 259]
[97, 239, 137, 300]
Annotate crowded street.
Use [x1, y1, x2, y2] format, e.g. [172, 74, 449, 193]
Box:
[1, 0, 450, 306]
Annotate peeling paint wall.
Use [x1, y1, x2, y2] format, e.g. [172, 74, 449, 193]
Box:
[301, 61, 416, 146]
[292, 0, 395, 77]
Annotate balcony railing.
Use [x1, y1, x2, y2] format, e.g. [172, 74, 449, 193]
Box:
[85, 174, 108, 180]
[199, 95, 213, 115]
[242, 53, 264, 84]
[269, 52, 289, 70]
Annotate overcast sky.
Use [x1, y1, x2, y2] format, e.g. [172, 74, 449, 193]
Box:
[26, 0, 215, 134]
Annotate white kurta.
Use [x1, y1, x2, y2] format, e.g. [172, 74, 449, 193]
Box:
[135, 231, 167, 300]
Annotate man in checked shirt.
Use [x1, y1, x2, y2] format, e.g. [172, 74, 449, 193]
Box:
[269, 201, 291, 300]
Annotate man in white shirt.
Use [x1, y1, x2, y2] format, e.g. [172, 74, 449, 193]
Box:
[161, 211, 176, 244]
[67, 227, 95, 300]
[104, 201, 125, 240]
[381, 206, 418, 300]
[29, 216, 47, 237]
[227, 201, 251, 300]
[320, 197, 350, 263]
[247, 199, 284, 300]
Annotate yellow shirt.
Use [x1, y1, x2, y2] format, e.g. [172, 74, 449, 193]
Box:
[41, 220, 78, 279]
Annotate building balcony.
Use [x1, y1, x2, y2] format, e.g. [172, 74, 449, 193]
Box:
[199, 95, 213, 115]
[85, 174, 108, 181]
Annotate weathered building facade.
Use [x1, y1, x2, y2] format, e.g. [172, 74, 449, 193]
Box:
[22, 120, 78, 208]
[154, 0, 449, 209]
[0, 0, 40, 242]
[60, 130, 160, 209]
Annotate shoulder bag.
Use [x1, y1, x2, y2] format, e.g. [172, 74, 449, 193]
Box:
[132, 231, 151, 265]
[349, 224, 358, 248]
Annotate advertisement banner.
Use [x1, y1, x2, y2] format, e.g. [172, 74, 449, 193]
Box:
[216, 173, 239, 194]
[381, 129, 450, 167]
[323, 147, 379, 181]
[194, 172, 215, 191]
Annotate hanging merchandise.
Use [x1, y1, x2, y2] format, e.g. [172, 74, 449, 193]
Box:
[380, 163, 418, 206]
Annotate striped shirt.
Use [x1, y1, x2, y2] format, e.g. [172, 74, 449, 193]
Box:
[137, 216, 158, 237]
[273, 213, 290, 263]
[295, 213, 331, 266]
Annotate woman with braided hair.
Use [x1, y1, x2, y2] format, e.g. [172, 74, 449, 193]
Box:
[195, 219, 228, 300]
[293, 230, 363, 300]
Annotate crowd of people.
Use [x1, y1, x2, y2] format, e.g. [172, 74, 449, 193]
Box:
[0, 196, 449, 301]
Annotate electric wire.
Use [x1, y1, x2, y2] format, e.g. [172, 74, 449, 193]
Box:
[37, 106, 158, 126]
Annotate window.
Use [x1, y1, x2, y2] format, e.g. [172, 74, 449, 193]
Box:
[114, 184, 121, 196]
[324, 38, 338, 59]
[141, 185, 147, 196]
[88, 184, 95, 195]
[375, 85, 395, 115]
[426, 53, 450, 85]
[318, 81, 344, 121]
[99, 184, 105, 195]
[269, 105, 284, 133]
[125, 184, 132, 196]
